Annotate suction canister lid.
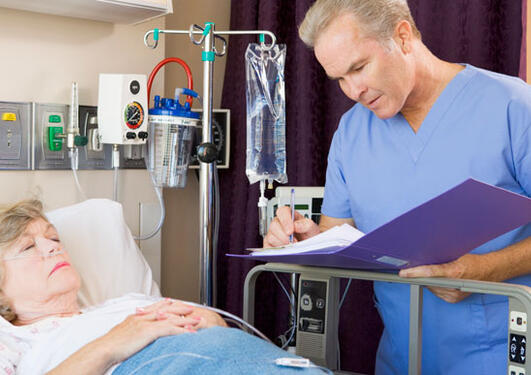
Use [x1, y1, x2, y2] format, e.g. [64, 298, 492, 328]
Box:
[149, 94, 200, 120]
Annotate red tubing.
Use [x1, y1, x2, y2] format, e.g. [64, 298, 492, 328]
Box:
[147, 57, 194, 107]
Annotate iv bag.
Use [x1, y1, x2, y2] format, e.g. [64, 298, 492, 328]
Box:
[245, 43, 287, 186]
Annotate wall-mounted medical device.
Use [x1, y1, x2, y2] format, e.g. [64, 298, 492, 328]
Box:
[33, 103, 71, 170]
[266, 186, 324, 233]
[97, 74, 148, 145]
[0, 101, 32, 170]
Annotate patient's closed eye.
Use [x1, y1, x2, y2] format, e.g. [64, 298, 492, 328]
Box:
[22, 243, 35, 252]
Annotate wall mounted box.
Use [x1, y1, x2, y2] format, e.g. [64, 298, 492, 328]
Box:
[78, 105, 112, 170]
[0, 101, 32, 170]
[33, 103, 71, 170]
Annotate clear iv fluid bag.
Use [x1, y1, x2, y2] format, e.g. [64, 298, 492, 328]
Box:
[245, 43, 287, 185]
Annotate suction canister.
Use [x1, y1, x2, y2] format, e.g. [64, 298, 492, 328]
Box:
[148, 89, 200, 188]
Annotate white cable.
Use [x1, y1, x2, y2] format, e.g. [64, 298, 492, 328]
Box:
[69, 148, 88, 201]
[272, 272, 292, 302]
[112, 145, 120, 202]
[183, 301, 272, 344]
[338, 278, 352, 310]
[281, 325, 296, 350]
[134, 172, 165, 241]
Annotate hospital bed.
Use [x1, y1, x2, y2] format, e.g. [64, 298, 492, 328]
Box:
[243, 263, 531, 375]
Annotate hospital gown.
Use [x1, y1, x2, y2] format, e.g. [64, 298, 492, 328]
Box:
[321, 64, 531, 374]
[0, 293, 325, 374]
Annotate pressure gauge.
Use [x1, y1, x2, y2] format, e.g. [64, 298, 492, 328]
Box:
[124, 101, 144, 129]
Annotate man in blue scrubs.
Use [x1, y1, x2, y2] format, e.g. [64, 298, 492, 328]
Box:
[264, 0, 531, 373]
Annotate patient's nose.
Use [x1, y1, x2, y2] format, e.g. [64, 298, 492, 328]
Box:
[35, 238, 61, 256]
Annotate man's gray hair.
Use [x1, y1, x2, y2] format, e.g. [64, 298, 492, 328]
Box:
[299, 0, 421, 47]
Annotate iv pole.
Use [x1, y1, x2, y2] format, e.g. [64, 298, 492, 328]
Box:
[144, 24, 277, 306]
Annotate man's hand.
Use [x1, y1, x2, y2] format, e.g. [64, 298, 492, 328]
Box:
[263, 206, 320, 248]
[399, 254, 487, 303]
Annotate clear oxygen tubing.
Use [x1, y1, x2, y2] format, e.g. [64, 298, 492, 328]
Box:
[133, 172, 165, 241]
[69, 148, 88, 201]
[183, 300, 271, 344]
[112, 145, 120, 202]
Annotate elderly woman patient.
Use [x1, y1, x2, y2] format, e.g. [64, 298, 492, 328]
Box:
[0, 200, 325, 375]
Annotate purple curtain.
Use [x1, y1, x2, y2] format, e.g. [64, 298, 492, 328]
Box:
[217, 1, 522, 373]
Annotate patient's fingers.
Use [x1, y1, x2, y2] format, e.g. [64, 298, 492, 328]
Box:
[139, 299, 193, 316]
[137, 310, 200, 327]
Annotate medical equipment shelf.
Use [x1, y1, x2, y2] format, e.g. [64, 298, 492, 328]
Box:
[243, 262, 531, 375]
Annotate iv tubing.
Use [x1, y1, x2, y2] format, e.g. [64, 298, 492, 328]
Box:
[147, 58, 194, 107]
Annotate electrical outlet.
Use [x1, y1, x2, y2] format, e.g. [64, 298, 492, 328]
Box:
[0, 101, 32, 170]
[78, 105, 112, 170]
[33, 103, 71, 170]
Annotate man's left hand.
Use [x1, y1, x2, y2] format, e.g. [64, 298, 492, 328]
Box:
[399, 254, 487, 303]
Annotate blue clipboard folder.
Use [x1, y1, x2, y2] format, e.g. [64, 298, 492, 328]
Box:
[228, 179, 531, 270]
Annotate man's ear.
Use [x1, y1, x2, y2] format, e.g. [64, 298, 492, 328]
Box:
[393, 20, 413, 54]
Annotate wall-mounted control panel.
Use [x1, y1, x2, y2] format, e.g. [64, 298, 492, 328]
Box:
[78, 105, 112, 170]
[508, 298, 528, 375]
[189, 109, 230, 169]
[33, 103, 71, 170]
[0, 101, 32, 170]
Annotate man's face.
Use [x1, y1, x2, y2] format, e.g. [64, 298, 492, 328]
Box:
[314, 13, 413, 119]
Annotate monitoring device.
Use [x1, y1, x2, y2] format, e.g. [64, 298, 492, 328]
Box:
[97, 74, 148, 145]
[296, 275, 339, 369]
[266, 186, 324, 232]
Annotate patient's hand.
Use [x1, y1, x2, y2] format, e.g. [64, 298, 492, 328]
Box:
[187, 305, 228, 329]
[100, 300, 202, 365]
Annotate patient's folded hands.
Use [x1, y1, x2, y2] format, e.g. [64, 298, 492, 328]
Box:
[185, 304, 228, 329]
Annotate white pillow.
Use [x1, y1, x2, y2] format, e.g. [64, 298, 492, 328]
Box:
[46, 199, 160, 308]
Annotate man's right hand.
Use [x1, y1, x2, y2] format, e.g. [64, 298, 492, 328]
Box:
[263, 206, 321, 247]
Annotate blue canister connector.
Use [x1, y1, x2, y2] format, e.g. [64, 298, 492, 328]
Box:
[149, 88, 200, 119]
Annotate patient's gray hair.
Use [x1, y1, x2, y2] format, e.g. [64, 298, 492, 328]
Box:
[299, 0, 421, 47]
[0, 199, 47, 322]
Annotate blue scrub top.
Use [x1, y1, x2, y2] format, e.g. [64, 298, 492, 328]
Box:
[321, 65, 531, 374]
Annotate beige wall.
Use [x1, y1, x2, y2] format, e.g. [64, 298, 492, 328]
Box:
[0, 1, 232, 303]
[0, 8, 165, 235]
[161, 0, 231, 302]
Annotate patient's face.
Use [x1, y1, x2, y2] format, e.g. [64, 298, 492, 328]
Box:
[1, 218, 81, 308]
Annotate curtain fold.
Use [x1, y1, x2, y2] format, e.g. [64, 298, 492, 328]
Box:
[217, 1, 522, 372]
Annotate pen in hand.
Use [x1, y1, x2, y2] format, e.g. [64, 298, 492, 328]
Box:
[289, 188, 295, 243]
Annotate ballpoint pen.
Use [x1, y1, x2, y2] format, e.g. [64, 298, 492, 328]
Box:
[289, 188, 295, 243]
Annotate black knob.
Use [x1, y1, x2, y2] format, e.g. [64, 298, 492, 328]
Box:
[126, 132, 136, 139]
[196, 142, 218, 163]
[138, 131, 148, 140]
